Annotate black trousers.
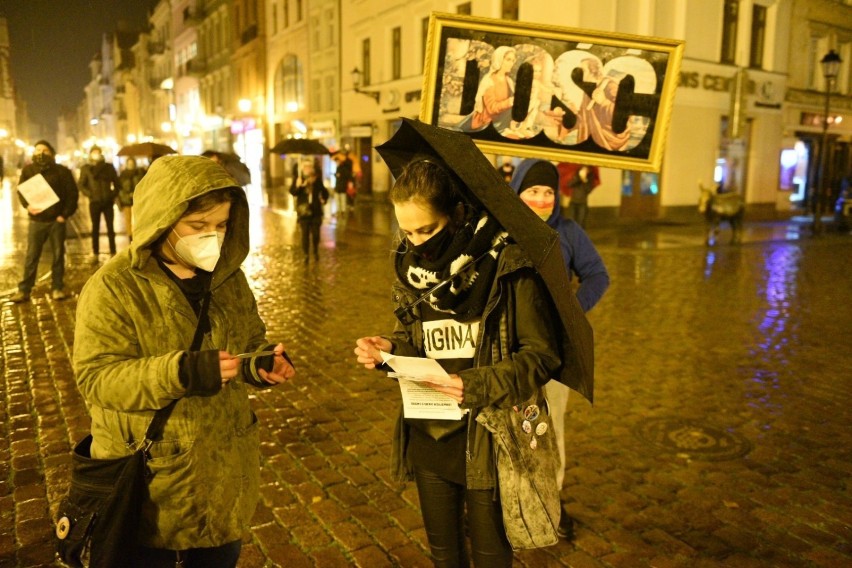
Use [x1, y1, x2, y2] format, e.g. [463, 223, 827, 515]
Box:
[414, 467, 512, 568]
[89, 200, 116, 254]
[298, 217, 321, 256]
[131, 539, 241, 568]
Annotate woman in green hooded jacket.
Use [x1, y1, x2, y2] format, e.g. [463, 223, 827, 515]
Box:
[73, 156, 296, 567]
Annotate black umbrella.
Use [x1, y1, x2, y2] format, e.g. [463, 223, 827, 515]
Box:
[201, 151, 251, 186]
[271, 138, 330, 156]
[117, 142, 177, 158]
[376, 118, 594, 403]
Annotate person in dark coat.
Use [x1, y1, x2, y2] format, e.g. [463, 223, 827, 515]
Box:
[332, 150, 354, 217]
[289, 160, 329, 263]
[79, 145, 120, 257]
[510, 158, 610, 540]
[11, 140, 79, 302]
[565, 165, 598, 228]
[118, 157, 145, 242]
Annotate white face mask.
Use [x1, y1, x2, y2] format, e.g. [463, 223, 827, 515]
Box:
[171, 229, 225, 272]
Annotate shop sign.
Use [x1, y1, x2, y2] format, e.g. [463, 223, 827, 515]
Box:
[230, 118, 256, 134]
[678, 64, 784, 107]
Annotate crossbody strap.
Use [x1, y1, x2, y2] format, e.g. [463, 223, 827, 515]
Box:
[143, 290, 212, 444]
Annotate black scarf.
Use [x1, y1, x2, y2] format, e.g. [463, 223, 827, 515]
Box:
[395, 212, 508, 321]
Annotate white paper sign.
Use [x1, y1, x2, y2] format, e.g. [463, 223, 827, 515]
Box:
[380, 351, 464, 420]
[17, 174, 59, 211]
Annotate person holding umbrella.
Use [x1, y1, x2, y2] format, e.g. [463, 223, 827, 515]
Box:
[354, 157, 564, 566]
[289, 159, 329, 264]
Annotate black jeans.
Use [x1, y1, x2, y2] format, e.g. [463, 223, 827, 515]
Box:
[414, 467, 512, 568]
[131, 539, 241, 568]
[19, 219, 66, 293]
[567, 202, 589, 229]
[298, 217, 321, 257]
[89, 200, 116, 254]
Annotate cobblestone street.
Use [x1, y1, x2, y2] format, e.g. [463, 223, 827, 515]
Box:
[1, 181, 851, 567]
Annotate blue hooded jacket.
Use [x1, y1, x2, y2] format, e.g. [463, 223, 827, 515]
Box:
[509, 159, 610, 312]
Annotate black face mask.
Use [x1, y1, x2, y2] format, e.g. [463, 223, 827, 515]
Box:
[32, 153, 54, 169]
[408, 224, 454, 262]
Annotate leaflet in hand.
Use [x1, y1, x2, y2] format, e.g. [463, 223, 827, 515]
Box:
[17, 174, 59, 211]
[380, 351, 464, 420]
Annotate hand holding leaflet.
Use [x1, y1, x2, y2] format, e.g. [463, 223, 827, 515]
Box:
[379, 351, 464, 420]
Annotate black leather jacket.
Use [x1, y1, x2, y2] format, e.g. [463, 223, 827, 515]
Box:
[385, 243, 562, 490]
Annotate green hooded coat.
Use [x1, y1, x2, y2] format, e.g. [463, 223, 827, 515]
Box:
[73, 156, 266, 550]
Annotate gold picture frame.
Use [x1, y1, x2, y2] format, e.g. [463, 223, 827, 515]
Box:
[420, 13, 685, 172]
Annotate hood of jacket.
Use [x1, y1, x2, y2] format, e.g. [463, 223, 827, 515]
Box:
[509, 158, 561, 227]
[130, 155, 247, 283]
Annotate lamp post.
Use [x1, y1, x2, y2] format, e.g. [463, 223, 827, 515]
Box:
[813, 49, 842, 235]
[351, 67, 380, 103]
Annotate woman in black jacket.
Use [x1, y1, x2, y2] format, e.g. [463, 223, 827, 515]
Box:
[354, 159, 562, 567]
[289, 160, 329, 264]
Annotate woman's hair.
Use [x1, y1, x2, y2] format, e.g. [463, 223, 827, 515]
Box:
[152, 187, 241, 252]
[390, 160, 463, 218]
[183, 187, 241, 216]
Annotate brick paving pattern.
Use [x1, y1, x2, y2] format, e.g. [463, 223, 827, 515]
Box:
[1, 193, 850, 567]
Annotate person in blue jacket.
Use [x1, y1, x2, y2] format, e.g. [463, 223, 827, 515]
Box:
[509, 158, 610, 540]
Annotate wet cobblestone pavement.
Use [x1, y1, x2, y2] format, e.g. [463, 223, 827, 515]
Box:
[1, 181, 851, 567]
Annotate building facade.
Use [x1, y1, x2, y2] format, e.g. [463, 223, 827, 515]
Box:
[57, 0, 850, 220]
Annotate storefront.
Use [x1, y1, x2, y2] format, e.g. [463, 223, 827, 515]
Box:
[663, 59, 786, 219]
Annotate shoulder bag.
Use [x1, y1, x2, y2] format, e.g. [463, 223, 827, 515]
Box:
[55, 293, 210, 567]
[477, 391, 561, 550]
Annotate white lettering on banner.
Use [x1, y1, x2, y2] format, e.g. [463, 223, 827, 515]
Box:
[423, 319, 479, 359]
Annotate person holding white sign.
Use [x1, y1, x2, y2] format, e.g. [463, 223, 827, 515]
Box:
[11, 140, 78, 302]
[354, 159, 561, 567]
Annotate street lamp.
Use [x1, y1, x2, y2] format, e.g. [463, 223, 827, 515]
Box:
[351, 67, 380, 103]
[813, 49, 842, 234]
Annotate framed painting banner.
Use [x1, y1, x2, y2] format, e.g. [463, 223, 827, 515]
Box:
[421, 13, 685, 172]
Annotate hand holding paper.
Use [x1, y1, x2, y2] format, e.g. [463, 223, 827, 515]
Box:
[380, 352, 465, 419]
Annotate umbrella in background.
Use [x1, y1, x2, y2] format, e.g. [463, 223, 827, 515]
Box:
[201, 150, 251, 186]
[376, 118, 595, 403]
[270, 138, 330, 156]
[117, 142, 177, 158]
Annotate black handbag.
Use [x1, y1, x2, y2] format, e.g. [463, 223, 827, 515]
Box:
[55, 403, 176, 567]
[55, 293, 210, 567]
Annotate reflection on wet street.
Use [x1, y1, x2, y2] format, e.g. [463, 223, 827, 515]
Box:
[2, 176, 851, 566]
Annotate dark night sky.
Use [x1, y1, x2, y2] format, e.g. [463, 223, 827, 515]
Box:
[0, 0, 156, 139]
